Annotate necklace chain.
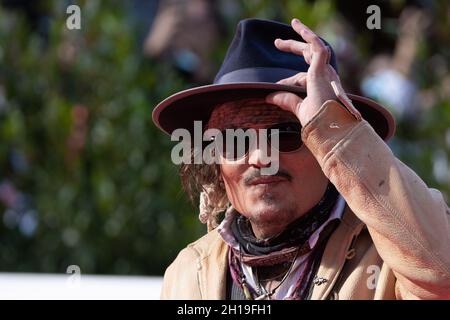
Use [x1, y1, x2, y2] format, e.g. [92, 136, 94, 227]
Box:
[239, 243, 301, 300]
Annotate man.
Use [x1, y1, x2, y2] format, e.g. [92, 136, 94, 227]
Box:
[152, 18, 450, 299]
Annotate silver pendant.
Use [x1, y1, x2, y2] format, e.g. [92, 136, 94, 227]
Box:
[255, 293, 269, 300]
[313, 276, 328, 286]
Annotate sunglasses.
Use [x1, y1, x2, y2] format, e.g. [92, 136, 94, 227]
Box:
[206, 122, 303, 160]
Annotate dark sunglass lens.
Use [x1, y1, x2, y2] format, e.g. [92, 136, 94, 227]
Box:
[277, 132, 302, 152]
[269, 123, 302, 152]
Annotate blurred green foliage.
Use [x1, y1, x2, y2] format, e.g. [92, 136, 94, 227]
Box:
[0, 0, 448, 275]
[0, 0, 205, 275]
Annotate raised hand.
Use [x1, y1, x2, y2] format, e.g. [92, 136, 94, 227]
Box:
[266, 18, 345, 126]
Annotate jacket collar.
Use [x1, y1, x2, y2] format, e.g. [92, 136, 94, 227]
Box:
[309, 205, 366, 299]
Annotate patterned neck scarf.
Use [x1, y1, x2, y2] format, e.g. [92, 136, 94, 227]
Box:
[231, 183, 338, 265]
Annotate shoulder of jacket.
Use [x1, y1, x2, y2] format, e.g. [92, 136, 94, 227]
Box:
[167, 229, 225, 265]
[165, 229, 225, 276]
[186, 228, 225, 259]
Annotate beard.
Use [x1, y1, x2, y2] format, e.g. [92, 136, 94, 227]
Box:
[248, 192, 299, 226]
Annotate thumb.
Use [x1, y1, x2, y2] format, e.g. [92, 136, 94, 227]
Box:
[266, 91, 303, 114]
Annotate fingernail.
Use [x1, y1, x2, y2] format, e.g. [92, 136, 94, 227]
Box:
[274, 38, 281, 44]
[301, 27, 312, 35]
[292, 18, 300, 25]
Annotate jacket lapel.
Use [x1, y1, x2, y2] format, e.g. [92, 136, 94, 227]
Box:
[310, 206, 365, 300]
[197, 232, 229, 299]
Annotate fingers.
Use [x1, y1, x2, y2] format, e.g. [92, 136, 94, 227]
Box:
[276, 72, 307, 87]
[289, 18, 330, 71]
[274, 39, 312, 65]
[274, 19, 331, 71]
[265, 91, 303, 114]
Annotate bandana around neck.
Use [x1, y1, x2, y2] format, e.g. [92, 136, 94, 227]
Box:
[231, 183, 339, 259]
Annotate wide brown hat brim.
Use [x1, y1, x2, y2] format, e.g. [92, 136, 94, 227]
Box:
[152, 82, 395, 141]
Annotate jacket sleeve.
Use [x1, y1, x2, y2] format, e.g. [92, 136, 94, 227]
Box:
[302, 100, 450, 299]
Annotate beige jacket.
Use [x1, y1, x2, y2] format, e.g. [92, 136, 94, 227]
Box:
[161, 100, 450, 300]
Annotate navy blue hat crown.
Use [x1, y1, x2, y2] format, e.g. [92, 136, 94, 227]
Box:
[214, 19, 338, 85]
[153, 18, 395, 141]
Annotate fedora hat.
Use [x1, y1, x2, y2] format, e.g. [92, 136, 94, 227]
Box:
[152, 18, 395, 140]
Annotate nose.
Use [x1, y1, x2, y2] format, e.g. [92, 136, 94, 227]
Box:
[247, 142, 272, 169]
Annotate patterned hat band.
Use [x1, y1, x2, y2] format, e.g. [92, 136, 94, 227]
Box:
[206, 98, 300, 131]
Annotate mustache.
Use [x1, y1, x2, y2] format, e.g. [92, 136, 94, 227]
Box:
[244, 168, 292, 185]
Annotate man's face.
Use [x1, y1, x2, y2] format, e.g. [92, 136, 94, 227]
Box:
[210, 99, 329, 237]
